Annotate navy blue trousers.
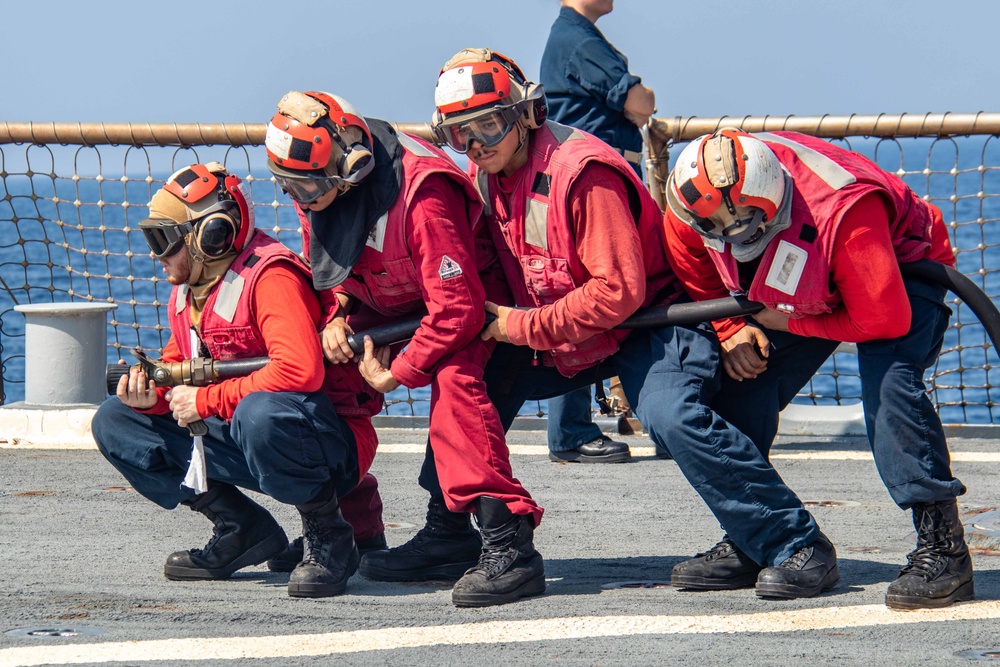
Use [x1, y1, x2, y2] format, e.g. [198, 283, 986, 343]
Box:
[718, 278, 966, 508]
[92, 391, 359, 509]
[546, 386, 602, 452]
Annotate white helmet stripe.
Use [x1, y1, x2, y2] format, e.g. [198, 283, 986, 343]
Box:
[736, 135, 786, 203]
[435, 67, 477, 108]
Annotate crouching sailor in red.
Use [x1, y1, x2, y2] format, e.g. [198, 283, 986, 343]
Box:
[92, 163, 383, 599]
[264, 91, 543, 608]
[664, 130, 971, 609]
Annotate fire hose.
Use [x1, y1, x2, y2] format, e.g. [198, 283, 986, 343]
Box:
[106, 259, 1000, 435]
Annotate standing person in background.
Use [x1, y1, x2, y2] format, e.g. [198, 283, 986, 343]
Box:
[539, 0, 658, 462]
[263, 91, 544, 608]
[541, 0, 655, 177]
[92, 163, 382, 599]
[663, 129, 971, 609]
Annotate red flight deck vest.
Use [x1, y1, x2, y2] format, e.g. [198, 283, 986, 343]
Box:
[337, 132, 486, 316]
[472, 121, 680, 376]
[705, 131, 935, 315]
[168, 229, 381, 424]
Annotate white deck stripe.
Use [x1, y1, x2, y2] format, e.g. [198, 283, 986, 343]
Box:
[374, 443, 1000, 463]
[2, 602, 999, 666]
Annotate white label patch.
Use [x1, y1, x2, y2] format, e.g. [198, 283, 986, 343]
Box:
[435, 68, 475, 107]
[764, 240, 808, 296]
[438, 255, 463, 280]
[366, 212, 389, 252]
[264, 124, 293, 160]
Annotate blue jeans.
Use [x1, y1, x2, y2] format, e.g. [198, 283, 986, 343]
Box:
[546, 386, 602, 452]
[419, 323, 821, 566]
[92, 391, 359, 509]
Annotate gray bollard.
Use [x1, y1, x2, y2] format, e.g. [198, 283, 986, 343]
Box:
[14, 302, 118, 406]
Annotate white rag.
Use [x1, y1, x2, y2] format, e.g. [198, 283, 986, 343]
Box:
[181, 328, 209, 494]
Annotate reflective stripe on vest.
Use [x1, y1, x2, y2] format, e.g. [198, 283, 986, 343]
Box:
[756, 132, 856, 191]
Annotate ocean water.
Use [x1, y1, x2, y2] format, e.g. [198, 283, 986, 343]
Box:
[1, 135, 999, 423]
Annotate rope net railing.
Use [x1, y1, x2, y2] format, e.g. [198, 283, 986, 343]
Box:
[1, 114, 998, 424]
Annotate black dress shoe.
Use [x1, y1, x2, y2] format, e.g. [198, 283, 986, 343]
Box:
[548, 436, 631, 463]
[672, 537, 762, 590]
[755, 533, 840, 599]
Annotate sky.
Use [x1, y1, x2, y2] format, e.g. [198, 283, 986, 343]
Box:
[2, 0, 998, 127]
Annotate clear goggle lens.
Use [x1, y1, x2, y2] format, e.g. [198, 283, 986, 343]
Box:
[441, 107, 520, 154]
[275, 174, 343, 205]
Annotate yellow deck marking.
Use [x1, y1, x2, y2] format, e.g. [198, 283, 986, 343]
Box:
[1, 602, 998, 666]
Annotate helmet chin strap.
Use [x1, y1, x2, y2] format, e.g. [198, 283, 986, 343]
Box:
[185, 240, 207, 287]
[712, 207, 768, 245]
[512, 121, 530, 163]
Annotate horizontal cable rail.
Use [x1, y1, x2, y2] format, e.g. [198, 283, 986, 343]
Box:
[4, 114, 1000, 147]
[649, 112, 1000, 143]
[0, 122, 437, 146]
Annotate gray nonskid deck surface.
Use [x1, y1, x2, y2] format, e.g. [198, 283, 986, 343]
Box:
[1, 430, 999, 666]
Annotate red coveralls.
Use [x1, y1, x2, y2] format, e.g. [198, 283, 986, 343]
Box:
[297, 133, 541, 523]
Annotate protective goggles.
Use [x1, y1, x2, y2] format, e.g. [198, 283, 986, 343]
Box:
[274, 173, 344, 205]
[140, 218, 190, 258]
[438, 106, 521, 154]
[139, 201, 239, 258]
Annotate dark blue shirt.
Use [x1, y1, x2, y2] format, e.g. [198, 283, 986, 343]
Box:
[540, 6, 643, 167]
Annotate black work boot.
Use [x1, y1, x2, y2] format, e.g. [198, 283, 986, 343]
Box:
[671, 536, 763, 590]
[755, 533, 839, 599]
[451, 497, 545, 608]
[359, 495, 481, 582]
[549, 436, 631, 464]
[268, 532, 387, 573]
[288, 484, 359, 598]
[885, 499, 975, 610]
[164, 483, 288, 581]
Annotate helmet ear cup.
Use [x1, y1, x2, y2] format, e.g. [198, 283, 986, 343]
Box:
[194, 209, 238, 258]
[519, 82, 548, 129]
[339, 142, 374, 183]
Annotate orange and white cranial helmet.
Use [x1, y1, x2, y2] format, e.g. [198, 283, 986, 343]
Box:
[431, 48, 548, 153]
[264, 91, 375, 203]
[667, 129, 786, 245]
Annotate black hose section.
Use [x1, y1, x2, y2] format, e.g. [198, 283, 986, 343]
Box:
[346, 316, 426, 355]
[340, 296, 765, 357]
[614, 295, 763, 329]
[213, 357, 270, 380]
[900, 259, 1000, 355]
[106, 259, 999, 394]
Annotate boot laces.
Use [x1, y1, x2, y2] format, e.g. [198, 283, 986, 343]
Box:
[471, 545, 518, 579]
[391, 506, 469, 553]
[899, 544, 949, 580]
[301, 515, 331, 565]
[899, 511, 953, 580]
[190, 526, 223, 557]
[777, 545, 813, 571]
[392, 526, 436, 553]
[699, 538, 736, 561]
